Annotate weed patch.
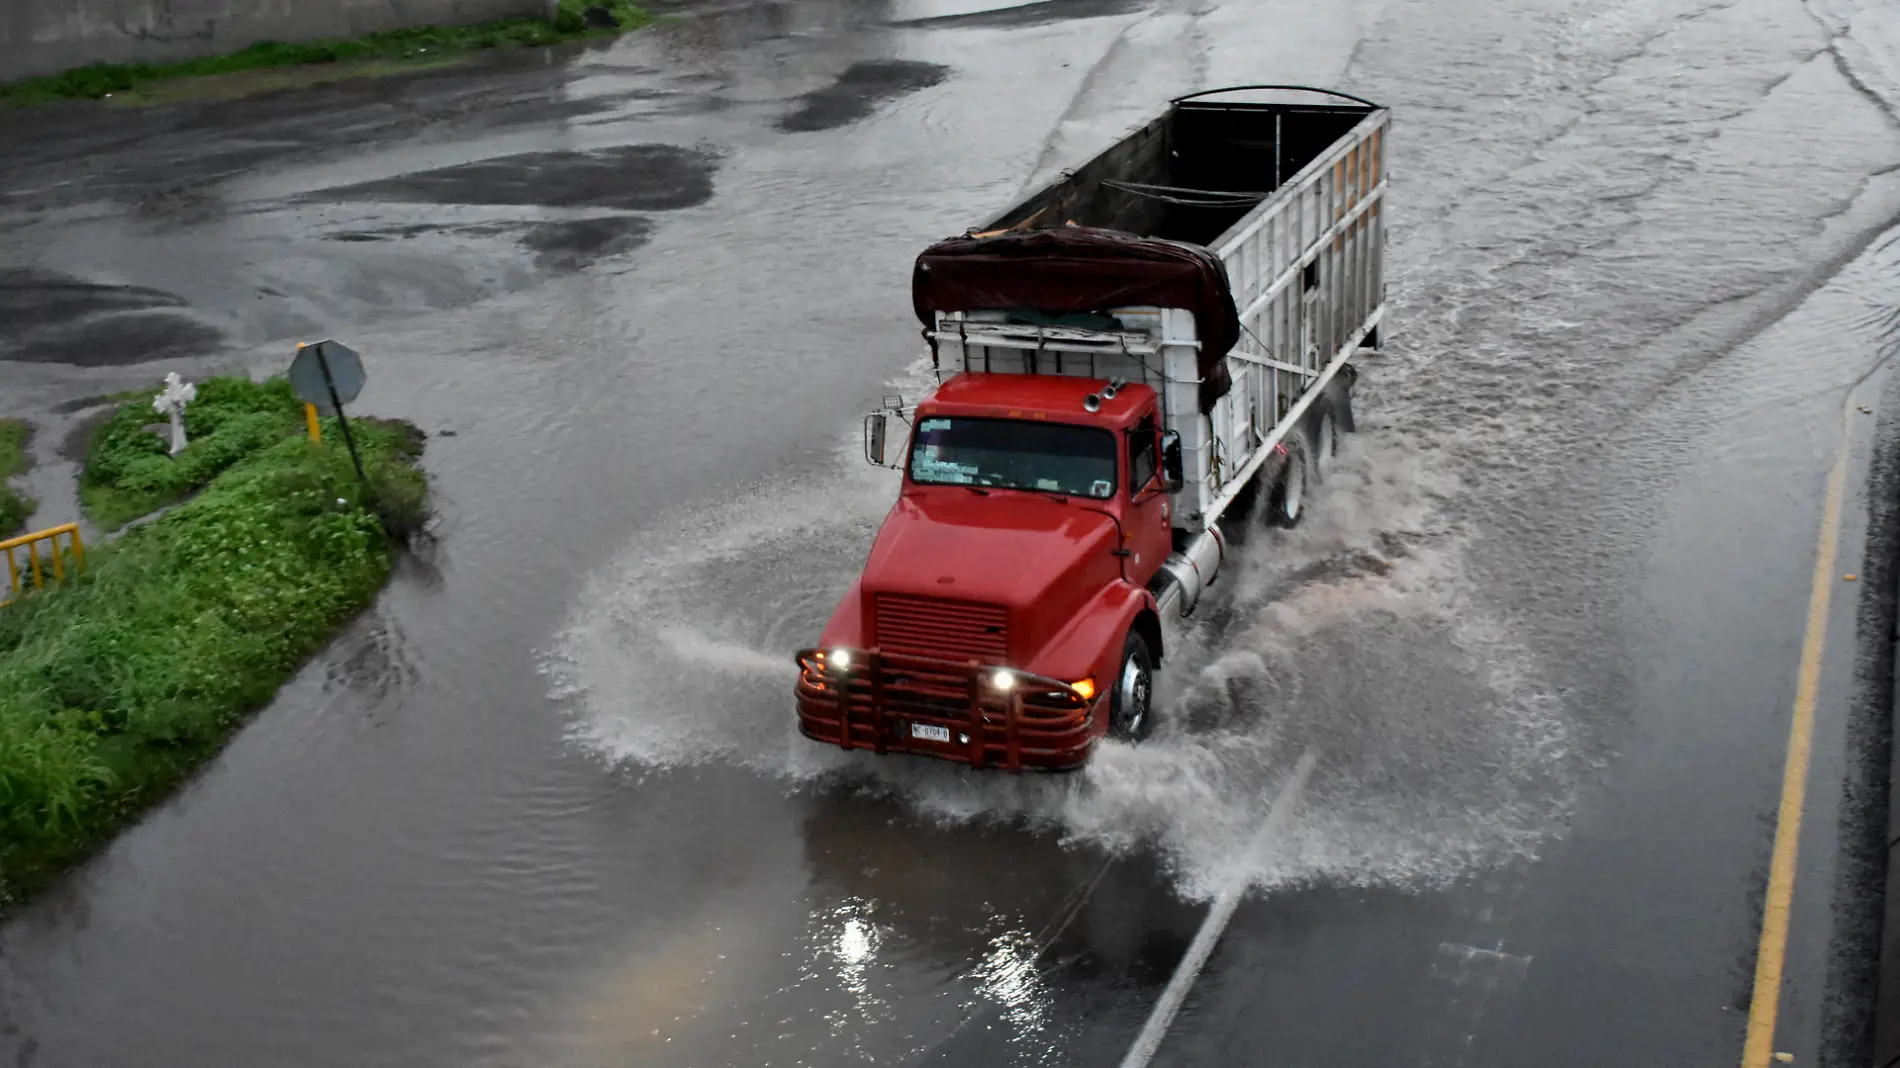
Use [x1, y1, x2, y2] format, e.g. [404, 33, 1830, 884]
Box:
[0, 419, 34, 538]
[0, 0, 651, 105]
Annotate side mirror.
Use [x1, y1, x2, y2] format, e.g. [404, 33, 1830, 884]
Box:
[864, 413, 889, 467]
[1160, 430, 1183, 492]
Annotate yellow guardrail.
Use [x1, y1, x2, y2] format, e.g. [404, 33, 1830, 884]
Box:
[1, 523, 85, 607]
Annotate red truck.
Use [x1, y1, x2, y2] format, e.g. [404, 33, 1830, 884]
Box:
[797, 87, 1391, 771]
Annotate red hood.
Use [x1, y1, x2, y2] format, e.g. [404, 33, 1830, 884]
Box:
[858, 488, 1123, 664]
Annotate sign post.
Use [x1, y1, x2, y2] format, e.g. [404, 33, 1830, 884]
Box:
[289, 339, 370, 493]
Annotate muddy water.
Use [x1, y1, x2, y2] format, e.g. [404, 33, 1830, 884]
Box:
[2, 0, 1900, 1064]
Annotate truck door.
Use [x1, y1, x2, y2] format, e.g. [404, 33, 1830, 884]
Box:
[1126, 413, 1172, 584]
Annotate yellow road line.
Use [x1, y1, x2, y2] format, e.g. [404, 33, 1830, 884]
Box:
[1739, 389, 1859, 1068]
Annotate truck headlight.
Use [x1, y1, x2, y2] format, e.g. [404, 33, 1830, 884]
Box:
[1069, 677, 1097, 701]
[829, 649, 852, 673]
[990, 669, 1016, 691]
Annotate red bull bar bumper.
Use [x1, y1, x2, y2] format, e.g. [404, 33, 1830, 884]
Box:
[794, 648, 1097, 771]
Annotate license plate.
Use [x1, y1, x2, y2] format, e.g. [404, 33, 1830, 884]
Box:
[911, 723, 951, 743]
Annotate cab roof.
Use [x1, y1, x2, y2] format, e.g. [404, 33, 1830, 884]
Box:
[921, 373, 1156, 429]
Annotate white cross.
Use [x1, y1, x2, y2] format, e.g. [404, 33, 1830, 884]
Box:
[153, 372, 196, 456]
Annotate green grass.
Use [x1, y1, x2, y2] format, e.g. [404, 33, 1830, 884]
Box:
[0, 420, 427, 905]
[80, 376, 308, 532]
[0, 419, 35, 539]
[0, 0, 650, 105]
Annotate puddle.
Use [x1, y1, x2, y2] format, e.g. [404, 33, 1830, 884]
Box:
[520, 216, 657, 270]
[317, 144, 720, 211]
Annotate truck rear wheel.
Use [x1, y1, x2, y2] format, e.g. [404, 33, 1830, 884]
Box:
[1311, 410, 1339, 482]
[1109, 630, 1155, 741]
[1271, 445, 1308, 528]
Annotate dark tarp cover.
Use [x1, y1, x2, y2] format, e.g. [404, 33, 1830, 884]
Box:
[912, 227, 1237, 410]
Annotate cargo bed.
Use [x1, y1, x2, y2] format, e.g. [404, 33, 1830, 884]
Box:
[914, 86, 1390, 534]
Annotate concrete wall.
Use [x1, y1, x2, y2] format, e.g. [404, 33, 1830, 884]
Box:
[1, 0, 550, 83]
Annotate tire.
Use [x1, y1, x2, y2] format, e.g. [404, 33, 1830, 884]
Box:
[1270, 444, 1308, 528]
[1311, 409, 1340, 482]
[1108, 630, 1155, 741]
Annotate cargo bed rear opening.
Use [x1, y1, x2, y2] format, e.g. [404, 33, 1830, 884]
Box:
[988, 99, 1371, 246]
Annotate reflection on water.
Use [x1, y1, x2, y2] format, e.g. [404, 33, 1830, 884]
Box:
[970, 927, 1051, 1035]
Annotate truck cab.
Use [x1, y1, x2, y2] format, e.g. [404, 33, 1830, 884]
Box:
[795, 373, 1182, 771]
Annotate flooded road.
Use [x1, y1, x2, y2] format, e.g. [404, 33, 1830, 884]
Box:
[4, 0, 1900, 1064]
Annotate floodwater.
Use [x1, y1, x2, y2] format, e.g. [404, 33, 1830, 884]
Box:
[3, 0, 1900, 1064]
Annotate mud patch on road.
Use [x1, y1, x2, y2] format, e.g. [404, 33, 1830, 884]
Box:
[777, 61, 949, 132]
[520, 217, 655, 270]
[325, 226, 440, 243]
[322, 222, 523, 243]
[6, 312, 225, 366]
[317, 145, 718, 211]
[890, 0, 1144, 29]
[0, 269, 223, 366]
[0, 269, 185, 333]
[321, 215, 655, 269]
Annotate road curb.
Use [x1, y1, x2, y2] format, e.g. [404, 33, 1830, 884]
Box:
[1875, 394, 1900, 1068]
[1880, 768, 1900, 1066]
[1882, 585, 1900, 1068]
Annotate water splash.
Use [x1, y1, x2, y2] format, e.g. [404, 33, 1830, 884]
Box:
[544, 417, 1573, 897]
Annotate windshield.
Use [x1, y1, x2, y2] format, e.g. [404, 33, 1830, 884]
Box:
[909, 416, 1119, 499]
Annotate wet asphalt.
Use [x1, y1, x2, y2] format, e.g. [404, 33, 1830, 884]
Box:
[4, 0, 1900, 1065]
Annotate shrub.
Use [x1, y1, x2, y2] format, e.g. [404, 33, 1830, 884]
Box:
[80, 376, 304, 531]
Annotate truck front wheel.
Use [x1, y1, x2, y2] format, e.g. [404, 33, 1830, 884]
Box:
[1109, 630, 1155, 741]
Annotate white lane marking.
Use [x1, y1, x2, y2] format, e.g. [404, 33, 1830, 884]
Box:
[1117, 748, 1321, 1068]
[1433, 942, 1532, 969]
[1422, 942, 1533, 1067]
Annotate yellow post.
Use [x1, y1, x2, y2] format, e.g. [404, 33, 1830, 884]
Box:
[70, 527, 85, 574]
[305, 402, 322, 444]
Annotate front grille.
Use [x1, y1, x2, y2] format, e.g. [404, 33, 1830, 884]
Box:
[873, 594, 1009, 662]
